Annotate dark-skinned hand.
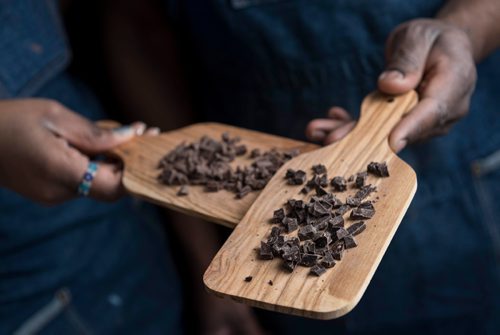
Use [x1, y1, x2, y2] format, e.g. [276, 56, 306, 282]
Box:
[306, 19, 477, 152]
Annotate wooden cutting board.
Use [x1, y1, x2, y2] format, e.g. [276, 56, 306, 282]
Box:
[204, 90, 418, 319]
[110, 123, 318, 227]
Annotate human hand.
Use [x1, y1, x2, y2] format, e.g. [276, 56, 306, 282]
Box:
[306, 19, 477, 152]
[0, 99, 154, 204]
[199, 293, 264, 335]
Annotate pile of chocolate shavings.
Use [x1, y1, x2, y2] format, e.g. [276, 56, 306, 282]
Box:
[157, 133, 300, 198]
[258, 162, 388, 277]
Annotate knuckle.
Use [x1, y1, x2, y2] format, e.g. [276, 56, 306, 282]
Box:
[43, 99, 65, 117]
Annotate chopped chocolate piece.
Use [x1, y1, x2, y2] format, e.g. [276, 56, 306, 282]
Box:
[300, 185, 313, 194]
[298, 225, 317, 241]
[244, 276, 253, 282]
[177, 185, 189, 196]
[235, 145, 247, 156]
[315, 186, 328, 196]
[300, 253, 319, 267]
[367, 161, 389, 177]
[283, 261, 297, 272]
[313, 233, 331, 248]
[286, 237, 301, 248]
[236, 185, 252, 199]
[335, 228, 349, 241]
[328, 216, 345, 228]
[310, 264, 327, 276]
[354, 184, 377, 200]
[347, 221, 366, 236]
[302, 241, 316, 254]
[321, 252, 336, 268]
[359, 201, 374, 210]
[346, 196, 361, 207]
[355, 171, 368, 188]
[250, 148, 261, 158]
[285, 169, 296, 179]
[343, 235, 358, 249]
[318, 174, 328, 187]
[272, 208, 285, 223]
[268, 280, 273, 286]
[260, 241, 274, 260]
[313, 216, 330, 230]
[331, 176, 347, 192]
[283, 217, 299, 233]
[350, 207, 375, 220]
[331, 242, 345, 261]
[312, 164, 327, 175]
[282, 246, 301, 262]
[335, 205, 350, 216]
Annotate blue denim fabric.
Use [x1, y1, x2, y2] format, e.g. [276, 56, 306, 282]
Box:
[0, 1, 182, 333]
[166, 0, 500, 333]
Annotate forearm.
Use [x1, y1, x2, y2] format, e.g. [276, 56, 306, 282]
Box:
[103, 0, 193, 130]
[437, 0, 500, 62]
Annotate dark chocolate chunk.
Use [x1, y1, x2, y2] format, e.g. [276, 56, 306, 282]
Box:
[250, 148, 261, 158]
[177, 185, 189, 196]
[244, 276, 253, 282]
[354, 185, 377, 200]
[260, 241, 274, 260]
[283, 217, 299, 233]
[367, 161, 389, 177]
[283, 261, 297, 272]
[346, 196, 361, 207]
[313, 233, 331, 248]
[347, 221, 366, 236]
[335, 228, 349, 241]
[355, 171, 368, 188]
[302, 241, 316, 254]
[320, 252, 336, 268]
[310, 264, 327, 276]
[335, 205, 350, 216]
[312, 164, 327, 175]
[298, 225, 317, 241]
[299, 253, 319, 267]
[236, 185, 252, 199]
[331, 242, 345, 261]
[343, 235, 358, 249]
[272, 208, 285, 223]
[331, 176, 347, 192]
[350, 207, 375, 220]
[268, 280, 273, 286]
[328, 215, 345, 228]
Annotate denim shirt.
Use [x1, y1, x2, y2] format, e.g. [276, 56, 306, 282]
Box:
[0, 1, 181, 333]
[166, 0, 500, 333]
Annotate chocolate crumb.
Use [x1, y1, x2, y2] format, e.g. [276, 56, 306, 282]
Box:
[244, 276, 253, 282]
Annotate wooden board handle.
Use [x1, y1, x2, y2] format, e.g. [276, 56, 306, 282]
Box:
[342, 90, 418, 153]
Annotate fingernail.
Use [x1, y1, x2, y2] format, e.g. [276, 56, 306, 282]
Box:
[148, 127, 160, 136]
[112, 125, 134, 135]
[379, 70, 404, 82]
[311, 130, 325, 140]
[134, 123, 146, 136]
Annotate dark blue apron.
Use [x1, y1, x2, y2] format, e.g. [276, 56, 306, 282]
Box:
[0, 1, 182, 333]
[165, 0, 500, 333]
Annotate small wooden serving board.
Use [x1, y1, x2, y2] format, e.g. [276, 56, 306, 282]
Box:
[111, 123, 318, 227]
[203, 91, 418, 319]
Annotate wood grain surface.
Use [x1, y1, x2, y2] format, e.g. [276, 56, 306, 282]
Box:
[203, 91, 418, 319]
[111, 123, 318, 228]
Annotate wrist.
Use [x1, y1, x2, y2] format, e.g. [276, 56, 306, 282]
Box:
[437, 0, 500, 62]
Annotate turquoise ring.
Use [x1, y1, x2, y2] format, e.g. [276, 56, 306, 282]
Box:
[77, 162, 99, 197]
